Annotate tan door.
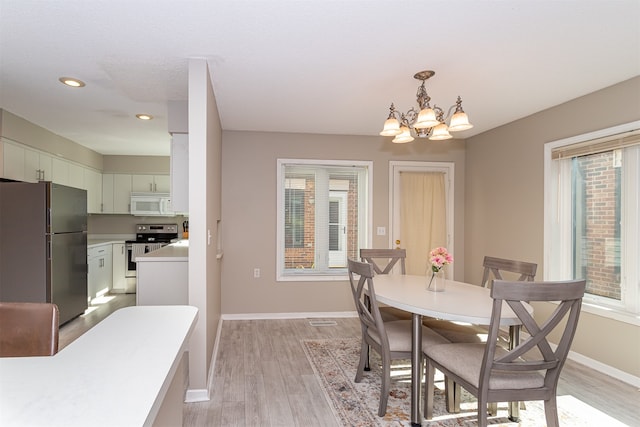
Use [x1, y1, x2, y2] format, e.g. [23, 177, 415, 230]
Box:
[390, 162, 454, 276]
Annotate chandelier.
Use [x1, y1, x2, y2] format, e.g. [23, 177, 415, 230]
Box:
[379, 70, 473, 143]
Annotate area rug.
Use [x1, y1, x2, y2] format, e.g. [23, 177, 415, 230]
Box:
[302, 338, 628, 427]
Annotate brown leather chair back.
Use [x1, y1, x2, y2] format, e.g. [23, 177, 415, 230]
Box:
[0, 302, 59, 357]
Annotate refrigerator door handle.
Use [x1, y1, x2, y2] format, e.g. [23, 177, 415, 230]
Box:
[47, 236, 52, 260]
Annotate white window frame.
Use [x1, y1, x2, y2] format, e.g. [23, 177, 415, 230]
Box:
[276, 158, 373, 282]
[544, 121, 640, 326]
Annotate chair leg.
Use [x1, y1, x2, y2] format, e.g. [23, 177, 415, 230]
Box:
[355, 338, 368, 383]
[445, 378, 460, 413]
[378, 355, 391, 416]
[477, 397, 489, 427]
[488, 402, 498, 416]
[365, 345, 371, 371]
[424, 362, 435, 419]
[543, 398, 559, 427]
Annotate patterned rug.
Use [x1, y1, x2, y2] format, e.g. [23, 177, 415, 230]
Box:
[302, 338, 628, 427]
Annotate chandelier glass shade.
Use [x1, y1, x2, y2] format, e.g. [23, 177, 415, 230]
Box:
[380, 70, 473, 143]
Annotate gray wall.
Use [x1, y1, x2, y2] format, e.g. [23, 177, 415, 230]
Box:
[220, 131, 466, 315]
[464, 76, 640, 378]
[0, 109, 103, 170]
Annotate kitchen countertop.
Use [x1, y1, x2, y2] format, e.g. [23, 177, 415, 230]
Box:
[87, 234, 131, 248]
[0, 305, 198, 427]
[87, 238, 125, 248]
[136, 239, 189, 262]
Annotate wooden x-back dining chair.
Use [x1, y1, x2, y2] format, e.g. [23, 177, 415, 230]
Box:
[423, 256, 538, 413]
[347, 259, 451, 417]
[424, 279, 586, 427]
[0, 302, 59, 357]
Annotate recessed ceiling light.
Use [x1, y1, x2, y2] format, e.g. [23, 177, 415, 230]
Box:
[136, 114, 153, 121]
[58, 77, 85, 87]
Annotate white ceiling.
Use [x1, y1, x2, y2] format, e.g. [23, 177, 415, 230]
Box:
[1, 1, 639, 156]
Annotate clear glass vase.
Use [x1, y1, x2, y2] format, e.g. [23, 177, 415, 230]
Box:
[427, 269, 446, 292]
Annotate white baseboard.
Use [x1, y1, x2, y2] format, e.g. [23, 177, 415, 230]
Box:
[221, 311, 358, 320]
[566, 348, 640, 388]
[526, 331, 640, 389]
[186, 316, 225, 401]
[184, 389, 209, 403]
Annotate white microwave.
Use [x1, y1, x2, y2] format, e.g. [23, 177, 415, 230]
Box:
[130, 192, 174, 216]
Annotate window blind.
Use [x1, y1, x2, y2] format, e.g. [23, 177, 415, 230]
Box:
[551, 129, 640, 160]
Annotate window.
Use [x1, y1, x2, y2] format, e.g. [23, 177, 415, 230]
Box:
[284, 187, 305, 248]
[544, 122, 640, 323]
[277, 159, 372, 281]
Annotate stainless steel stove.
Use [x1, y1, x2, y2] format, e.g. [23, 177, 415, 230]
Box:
[124, 224, 178, 292]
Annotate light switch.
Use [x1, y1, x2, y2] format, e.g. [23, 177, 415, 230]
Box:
[377, 226, 386, 236]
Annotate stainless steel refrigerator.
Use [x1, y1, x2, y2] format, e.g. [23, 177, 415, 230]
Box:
[0, 181, 88, 325]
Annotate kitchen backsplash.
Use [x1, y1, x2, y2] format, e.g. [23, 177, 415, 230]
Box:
[88, 214, 188, 236]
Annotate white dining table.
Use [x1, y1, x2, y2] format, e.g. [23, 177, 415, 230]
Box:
[372, 274, 531, 426]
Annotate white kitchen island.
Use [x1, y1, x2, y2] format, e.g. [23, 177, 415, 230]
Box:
[136, 240, 189, 306]
[0, 305, 198, 427]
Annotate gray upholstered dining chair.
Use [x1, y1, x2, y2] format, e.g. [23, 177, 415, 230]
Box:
[423, 279, 586, 426]
[348, 259, 451, 417]
[0, 302, 59, 357]
[423, 256, 538, 413]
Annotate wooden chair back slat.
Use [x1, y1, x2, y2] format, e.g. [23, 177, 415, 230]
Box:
[360, 248, 406, 275]
[481, 256, 537, 288]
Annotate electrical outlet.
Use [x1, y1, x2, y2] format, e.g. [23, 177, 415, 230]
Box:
[253, 268, 260, 278]
[377, 226, 386, 236]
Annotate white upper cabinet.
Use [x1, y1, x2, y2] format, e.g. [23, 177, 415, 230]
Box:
[52, 157, 69, 185]
[34, 150, 52, 182]
[84, 168, 102, 213]
[102, 173, 133, 214]
[114, 174, 133, 213]
[132, 174, 170, 193]
[2, 140, 26, 181]
[69, 163, 85, 188]
[2, 141, 53, 183]
[170, 133, 188, 213]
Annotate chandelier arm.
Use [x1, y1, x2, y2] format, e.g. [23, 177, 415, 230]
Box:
[442, 104, 458, 121]
[403, 108, 420, 127]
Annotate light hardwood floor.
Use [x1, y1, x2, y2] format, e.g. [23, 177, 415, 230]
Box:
[60, 294, 640, 426]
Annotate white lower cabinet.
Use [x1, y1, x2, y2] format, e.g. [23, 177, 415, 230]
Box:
[87, 244, 112, 302]
[111, 243, 127, 293]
